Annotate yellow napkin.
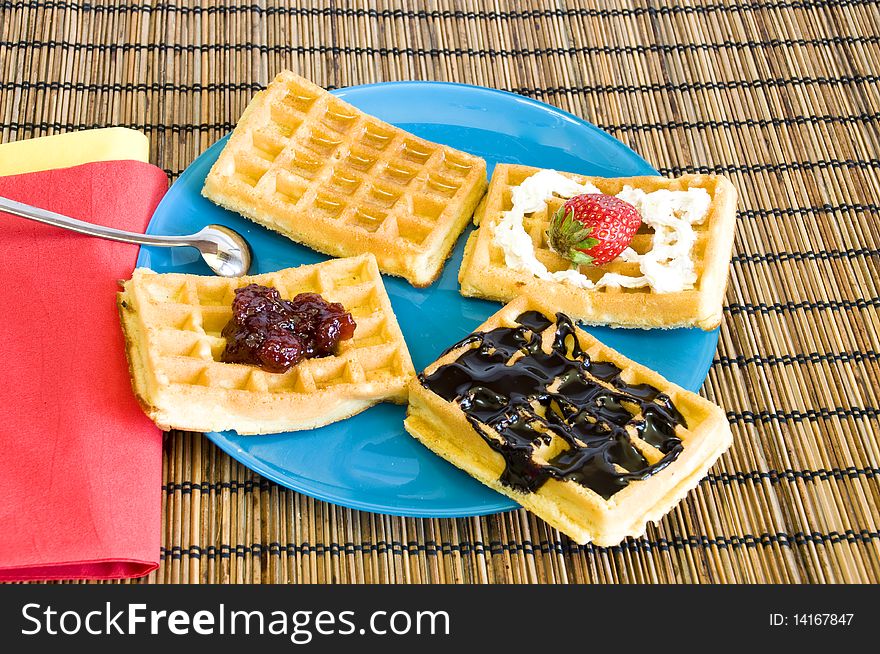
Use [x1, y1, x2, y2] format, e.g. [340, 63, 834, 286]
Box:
[0, 127, 149, 176]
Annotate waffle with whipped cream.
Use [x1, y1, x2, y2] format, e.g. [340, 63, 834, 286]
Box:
[118, 255, 415, 435]
[202, 71, 487, 287]
[404, 295, 732, 545]
[458, 164, 737, 329]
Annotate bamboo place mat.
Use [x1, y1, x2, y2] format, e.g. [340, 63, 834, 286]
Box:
[2, 0, 879, 584]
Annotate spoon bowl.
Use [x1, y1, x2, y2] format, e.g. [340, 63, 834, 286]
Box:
[191, 224, 253, 277]
[0, 196, 253, 277]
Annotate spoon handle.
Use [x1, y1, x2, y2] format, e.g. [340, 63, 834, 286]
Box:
[0, 195, 193, 247]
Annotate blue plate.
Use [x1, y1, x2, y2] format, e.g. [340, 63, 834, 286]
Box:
[138, 82, 719, 517]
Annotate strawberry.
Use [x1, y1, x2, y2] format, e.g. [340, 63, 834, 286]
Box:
[545, 194, 641, 266]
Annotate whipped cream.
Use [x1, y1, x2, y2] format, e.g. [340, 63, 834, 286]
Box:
[492, 170, 712, 293]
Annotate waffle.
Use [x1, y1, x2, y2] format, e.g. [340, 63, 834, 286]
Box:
[202, 71, 488, 287]
[404, 295, 732, 545]
[118, 254, 415, 435]
[458, 164, 737, 330]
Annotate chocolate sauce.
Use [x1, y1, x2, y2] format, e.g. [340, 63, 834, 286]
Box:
[420, 311, 686, 499]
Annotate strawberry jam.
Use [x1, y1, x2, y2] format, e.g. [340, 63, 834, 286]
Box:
[220, 284, 356, 373]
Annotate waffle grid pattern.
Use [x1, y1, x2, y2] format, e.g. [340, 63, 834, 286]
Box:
[405, 295, 731, 545]
[461, 164, 737, 329]
[121, 255, 414, 433]
[203, 71, 487, 286]
[491, 166, 712, 290]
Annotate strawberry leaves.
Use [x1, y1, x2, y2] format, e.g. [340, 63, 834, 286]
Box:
[545, 193, 641, 267]
[547, 206, 600, 266]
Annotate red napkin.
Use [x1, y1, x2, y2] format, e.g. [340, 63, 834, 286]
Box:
[0, 160, 167, 580]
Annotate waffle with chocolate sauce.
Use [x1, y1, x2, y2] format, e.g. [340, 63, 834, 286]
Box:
[202, 71, 487, 287]
[458, 164, 737, 330]
[404, 295, 731, 545]
[118, 254, 415, 434]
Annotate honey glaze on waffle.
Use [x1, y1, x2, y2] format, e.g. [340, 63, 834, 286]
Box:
[420, 311, 686, 498]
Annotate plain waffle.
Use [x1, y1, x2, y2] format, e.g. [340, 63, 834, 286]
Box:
[404, 295, 732, 546]
[119, 254, 415, 435]
[202, 71, 488, 287]
[458, 164, 737, 329]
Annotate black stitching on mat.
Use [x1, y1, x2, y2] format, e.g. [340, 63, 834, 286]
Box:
[514, 76, 880, 96]
[731, 248, 880, 264]
[714, 349, 880, 368]
[724, 297, 880, 315]
[726, 407, 879, 424]
[157, 529, 880, 560]
[3, 0, 873, 18]
[161, 480, 271, 496]
[657, 159, 880, 176]
[164, 481, 254, 494]
[3, 35, 878, 57]
[0, 81, 266, 93]
[3, 75, 880, 97]
[4, 113, 879, 138]
[606, 113, 880, 134]
[704, 467, 880, 485]
[738, 203, 880, 219]
[1, 121, 238, 133]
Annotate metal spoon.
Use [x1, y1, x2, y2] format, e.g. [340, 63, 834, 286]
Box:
[0, 195, 252, 277]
